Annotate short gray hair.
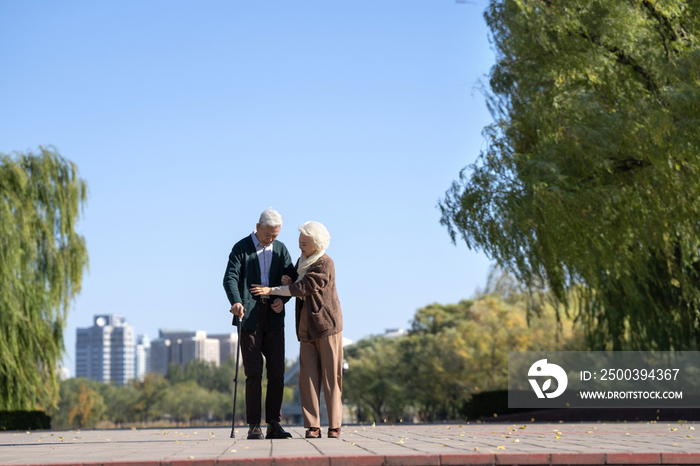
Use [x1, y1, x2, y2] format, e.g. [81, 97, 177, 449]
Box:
[298, 221, 331, 252]
[259, 208, 283, 228]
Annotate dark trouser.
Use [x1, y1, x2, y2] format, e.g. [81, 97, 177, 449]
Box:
[240, 303, 285, 424]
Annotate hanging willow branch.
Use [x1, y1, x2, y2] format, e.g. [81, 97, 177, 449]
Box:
[440, 0, 700, 350]
[0, 147, 88, 410]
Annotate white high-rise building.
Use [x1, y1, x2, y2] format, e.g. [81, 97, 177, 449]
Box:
[76, 315, 135, 386]
[135, 334, 151, 382]
[150, 330, 220, 375]
[209, 333, 239, 365]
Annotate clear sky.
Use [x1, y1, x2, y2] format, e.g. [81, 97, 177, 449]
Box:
[0, 0, 496, 375]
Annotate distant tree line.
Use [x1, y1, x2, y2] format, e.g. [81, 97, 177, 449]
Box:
[50, 359, 263, 429]
[343, 269, 585, 422]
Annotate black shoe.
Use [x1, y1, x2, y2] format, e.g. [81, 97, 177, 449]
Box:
[247, 423, 264, 439]
[266, 421, 293, 439]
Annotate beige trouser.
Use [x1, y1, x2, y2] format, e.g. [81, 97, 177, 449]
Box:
[299, 332, 344, 429]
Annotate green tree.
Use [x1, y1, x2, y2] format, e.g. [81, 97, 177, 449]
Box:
[166, 359, 237, 393]
[160, 380, 217, 424]
[97, 383, 140, 427]
[133, 372, 170, 421]
[344, 336, 408, 422]
[0, 147, 88, 410]
[399, 297, 533, 420]
[50, 378, 106, 429]
[68, 384, 97, 428]
[211, 389, 234, 422]
[163, 359, 244, 424]
[440, 0, 700, 350]
[212, 358, 241, 394]
[344, 291, 584, 422]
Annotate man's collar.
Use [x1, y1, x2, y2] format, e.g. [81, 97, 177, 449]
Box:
[251, 232, 271, 249]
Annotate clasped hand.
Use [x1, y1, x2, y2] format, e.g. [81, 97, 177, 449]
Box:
[250, 284, 284, 313]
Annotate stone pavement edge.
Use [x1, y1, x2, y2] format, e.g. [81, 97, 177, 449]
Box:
[1, 422, 700, 466]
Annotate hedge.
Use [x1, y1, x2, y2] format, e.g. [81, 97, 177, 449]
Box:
[0, 411, 51, 431]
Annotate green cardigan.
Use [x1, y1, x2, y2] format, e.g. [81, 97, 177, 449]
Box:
[223, 235, 295, 331]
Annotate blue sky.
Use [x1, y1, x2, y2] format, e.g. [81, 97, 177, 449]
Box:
[0, 0, 496, 375]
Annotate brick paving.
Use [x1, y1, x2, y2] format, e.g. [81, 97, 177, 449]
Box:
[1, 422, 699, 465]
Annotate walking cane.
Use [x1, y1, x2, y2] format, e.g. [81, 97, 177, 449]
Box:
[230, 312, 243, 438]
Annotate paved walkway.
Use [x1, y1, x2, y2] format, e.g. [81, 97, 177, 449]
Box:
[1, 422, 700, 465]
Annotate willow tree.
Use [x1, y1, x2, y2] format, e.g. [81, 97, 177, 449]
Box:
[440, 0, 700, 350]
[0, 147, 88, 410]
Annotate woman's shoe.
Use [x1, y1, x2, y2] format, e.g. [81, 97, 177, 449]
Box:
[328, 428, 341, 439]
[305, 427, 321, 439]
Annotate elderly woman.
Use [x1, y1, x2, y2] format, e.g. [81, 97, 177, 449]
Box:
[250, 221, 343, 439]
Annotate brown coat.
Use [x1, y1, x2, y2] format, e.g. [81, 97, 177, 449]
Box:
[288, 254, 343, 341]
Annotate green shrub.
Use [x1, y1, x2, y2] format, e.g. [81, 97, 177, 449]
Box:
[0, 411, 51, 430]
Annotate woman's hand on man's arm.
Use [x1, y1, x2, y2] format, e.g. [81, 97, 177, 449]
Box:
[251, 285, 285, 313]
[250, 284, 270, 296]
[287, 269, 328, 297]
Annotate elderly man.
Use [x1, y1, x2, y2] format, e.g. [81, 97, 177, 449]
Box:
[223, 208, 295, 439]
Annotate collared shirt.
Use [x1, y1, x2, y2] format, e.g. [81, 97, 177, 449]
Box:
[251, 232, 272, 287]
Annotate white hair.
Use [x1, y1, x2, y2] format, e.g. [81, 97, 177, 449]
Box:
[298, 221, 331, 252]
[259, 208, 283, 228]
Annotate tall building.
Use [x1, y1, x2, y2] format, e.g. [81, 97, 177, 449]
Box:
[209, 333, 239, 365]
[150, 329, 193, 375]
[135, 334, 151, 382]
[150, 330, 220, 375]
[76, 315, 135, 385]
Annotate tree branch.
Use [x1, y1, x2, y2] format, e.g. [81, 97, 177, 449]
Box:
[640, 0, 680, 43]
[580, 32, 660, 94]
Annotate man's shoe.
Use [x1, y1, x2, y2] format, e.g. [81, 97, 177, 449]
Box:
[305, 427, 321, 439]
[247, 424, 264, 439]
[328, 427, 341, 439]
[266, 421, 293, 439]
